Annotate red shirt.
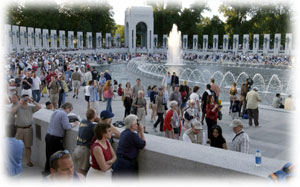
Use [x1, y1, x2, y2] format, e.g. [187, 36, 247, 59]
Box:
[206, 103, 218, 123]
[163, 110, 182, 135]
[90, 141, 112, 170]
[45, 72, 57, 83]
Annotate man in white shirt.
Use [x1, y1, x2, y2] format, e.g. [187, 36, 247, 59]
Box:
[31, 71, 41, 103]
[182, 121, 204, 144]
[189, 86, 201, 115]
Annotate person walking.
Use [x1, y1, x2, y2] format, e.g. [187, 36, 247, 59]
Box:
[103, 80, 115, 113]
[171, 72, 179, 91]
[48, 76, 59, 109]
[132, 78, 145, 99]
[31, 71, 41, 103]
[163, 101, 181, 139]
[71, 67, 82, 99]
[153, 87, 165, 132]
[205, 95, 218, 144]
[246, 87, 261, 127]
[149, 85, 158, 122]
[123, 82, 133, 118]
[132, 90, 147, 133]
[98, 72, 106, 101]
[229, 82, 238, 114]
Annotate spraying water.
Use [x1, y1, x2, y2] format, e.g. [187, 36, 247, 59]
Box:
[166, 24, 182, 66]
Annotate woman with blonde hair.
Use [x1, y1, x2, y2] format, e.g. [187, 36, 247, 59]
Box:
[103, 80, 114, 112]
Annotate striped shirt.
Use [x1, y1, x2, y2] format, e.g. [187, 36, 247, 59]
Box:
[231, 130, 250, 154]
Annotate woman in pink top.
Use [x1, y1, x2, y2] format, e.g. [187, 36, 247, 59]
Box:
[86, 123, 116, 180]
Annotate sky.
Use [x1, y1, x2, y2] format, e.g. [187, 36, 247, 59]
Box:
[109, 0, 225, 25]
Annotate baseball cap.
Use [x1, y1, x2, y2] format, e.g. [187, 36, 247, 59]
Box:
[230, 119, 244, 128]
[100, 110, 114, 119]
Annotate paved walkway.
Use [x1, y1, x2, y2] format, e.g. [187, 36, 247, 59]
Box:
[18, 87, 293, 179]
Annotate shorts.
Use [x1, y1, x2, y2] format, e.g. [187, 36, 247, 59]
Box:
[85, 96, 90, 102]
[72, 80, 81, 89]
[73, 145, 90, 172]
[15, 126, 33, 148]
[50, 93, 59, 104]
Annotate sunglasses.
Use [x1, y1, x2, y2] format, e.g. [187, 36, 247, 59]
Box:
[50, 150, 70, 164]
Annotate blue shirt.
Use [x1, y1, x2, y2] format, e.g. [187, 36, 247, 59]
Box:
[48, 109, 72, 137]
[6, 137, 24, 176]
[76, 119, 96, 148]
[64, 70, 72, 81]
[99, 77, 106, 86]
[89, 86, 98, 102]
[116, 129, 146, 160]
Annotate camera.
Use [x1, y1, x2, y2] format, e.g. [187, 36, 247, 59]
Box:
[137, 119, 140, 126]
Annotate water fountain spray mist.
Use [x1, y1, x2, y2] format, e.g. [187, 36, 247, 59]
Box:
[167, 24, 183, 69]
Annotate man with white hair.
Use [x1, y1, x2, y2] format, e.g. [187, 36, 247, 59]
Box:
[246, 87, 261, 127]
[182, 121, 203, 144]
[230, 119, 250, 154]
[112, 114, 146, 178]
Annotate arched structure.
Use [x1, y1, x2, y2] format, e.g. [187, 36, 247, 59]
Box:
[125, 6, 154, 54]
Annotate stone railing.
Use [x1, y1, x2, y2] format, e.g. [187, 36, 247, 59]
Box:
[31, 109, 288, 179]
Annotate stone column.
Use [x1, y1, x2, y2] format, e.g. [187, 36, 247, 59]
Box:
[12, 25, 19, 52]
[77, 32, 83, 49]
[51, 30, 57, 49]
[193, 35, 198, 50]
[182, 35, 188, 49]
[285, 33, 292, 55]
[163, 34, 168, 49]
[263, 34, 270, 54]
[20, 26, 27, 52]
[59, 30, 66, 49]
[106, 33, 111, 48]
[5, 24, 13, 53]
[243, 34, 249, 54]
[42, 29, 49, 49]
[233, 34, 239, 53]
[203, 35, 208, 52]
[35, 28, 42, 51]
[223, 35, 228, 52]
[274, 33, 281, 55]
[27, 27, 34, 51]
[86, 32, 92, 49]
[153, 34, 158, 48]
[115, 33, 121, 48]
[96, 32, 102, 49]
[213, 35, 218, 52]
[253, 34, 259, 54]
[68, 31, 74, 49]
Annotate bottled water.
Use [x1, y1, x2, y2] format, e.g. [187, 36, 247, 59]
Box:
[255, 150, 262, 166]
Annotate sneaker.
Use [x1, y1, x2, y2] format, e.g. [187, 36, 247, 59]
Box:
[144, 131, 149, 134]
[76, 96, 78, 99]
[73, 95, 76, 98]
[152, 127, 158, 132]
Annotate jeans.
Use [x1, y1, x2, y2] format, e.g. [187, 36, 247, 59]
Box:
[205, 117, 216, 140]
[32, 90, 41, 103]
[58, 92, 66, 108]
[106, 98, 112, 112]
[153, 113, 164, 132]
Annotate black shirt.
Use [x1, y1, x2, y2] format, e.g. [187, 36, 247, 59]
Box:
[22, 77, 33, 90]
[91, 70, 98, 80]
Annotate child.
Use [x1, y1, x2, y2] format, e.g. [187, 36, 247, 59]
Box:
[117, 83, 123, 96]
[84, 80, 93, 110]
[113, 80, 118, 92]
[231, 95, 240, 120]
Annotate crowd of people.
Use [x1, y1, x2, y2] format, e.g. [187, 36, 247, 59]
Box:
[4, 49, 293, 181]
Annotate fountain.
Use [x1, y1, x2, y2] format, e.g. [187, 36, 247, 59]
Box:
[166, 24, 182, 66]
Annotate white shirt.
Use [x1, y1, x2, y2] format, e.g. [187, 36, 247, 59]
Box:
[85, 86, 91, 96]
[189, 92, 200, 109]
[31, 77, 41, 90]
[182, 131, 205, 145]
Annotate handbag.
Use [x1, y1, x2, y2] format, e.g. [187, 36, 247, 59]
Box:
[130, 99, 138, 115]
